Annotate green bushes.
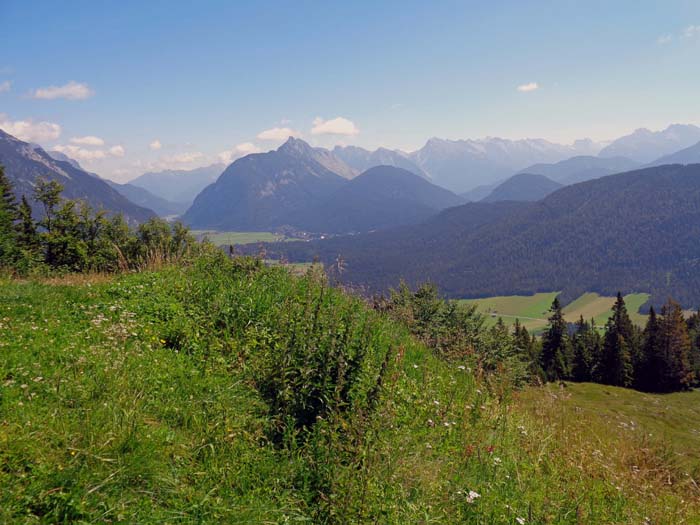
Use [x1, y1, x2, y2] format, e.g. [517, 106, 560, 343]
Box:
[0, 169, 202, 274]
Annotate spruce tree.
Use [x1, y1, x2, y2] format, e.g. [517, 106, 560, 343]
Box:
[540, 297, 570, 381]
[571, 316, 593, 382]
[600, 292, 634, 387]
[636, 306, 662, 391]
[16, 195, 39, 251]
[658, 299, 694, 391]
[0, 165, 20, 266]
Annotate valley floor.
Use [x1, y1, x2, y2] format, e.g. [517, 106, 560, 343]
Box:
[1, 263, 698, 523]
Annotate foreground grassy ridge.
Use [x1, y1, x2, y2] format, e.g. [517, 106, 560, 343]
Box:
[462, 292, 650, 332]
[1, 259, 698, 523]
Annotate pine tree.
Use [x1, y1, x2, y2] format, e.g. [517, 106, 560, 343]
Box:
[600, 292, 634, 387]
[540, 297, 571, 381]
[658, 299, 694, 391]
[0, 165, 20, 266]
[688, 310, 700, 387]
[16, 195, 38, 250]
[571, 316, 593, 382]
[514, 319, 544, 382]
[636, 306, 662, 391]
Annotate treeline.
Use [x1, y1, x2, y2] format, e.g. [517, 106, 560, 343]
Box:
[0, 166, 199, 274]
[523, 294, 700, 393]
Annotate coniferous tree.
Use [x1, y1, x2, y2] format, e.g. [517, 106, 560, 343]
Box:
[688, 310, 700, 387]
[16, 195, 38, 250]
[658, 299, 694, 391]
[636, 306, 662, 391]
[540, 297, 571, 381]
[571, 316, 593, 382]
[600, 292, 635, 387]
[0, 165, 20, 266]
[513, 319, 544, 382]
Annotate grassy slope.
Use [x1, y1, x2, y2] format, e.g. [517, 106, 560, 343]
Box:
[1, 264, 698, 523]
[518, 383, 700, 515]
[462, 292, 650, 333]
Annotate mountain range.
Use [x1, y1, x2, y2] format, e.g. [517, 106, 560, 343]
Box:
[598, 124, 700, 163]
[0, 130, 154, 223]
[256, 163, 700, 308]
[283, 165, 463, 233]
[407, 137, 603, 193]
[129, 163, 225, 206]
[183, 138, 462, 232]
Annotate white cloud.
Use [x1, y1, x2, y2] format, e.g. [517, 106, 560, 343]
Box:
[257, 127, 299, 141]
[149, 139, 162, 150]
[0, 81, 10, 93]
[53, 144, 106, 161]
[109, 145, 125, 157]
[683, 25, 700, 38]
[0, 114, 62, 142]
[70, 135, 104, 146]
[163, 151, 204, 164]
[517, 82, 539, 92]
[30, 81, 94, 100]
[657, 34, 673, 45]
[53, 143, 126, 162]
[311, 116, 359, 136]
[218, 142, 260, 164]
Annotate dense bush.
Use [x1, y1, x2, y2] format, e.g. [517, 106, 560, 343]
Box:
[0, 167, 201, 274]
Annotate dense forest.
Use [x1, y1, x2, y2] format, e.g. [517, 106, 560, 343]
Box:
[260, 164, 700, 308]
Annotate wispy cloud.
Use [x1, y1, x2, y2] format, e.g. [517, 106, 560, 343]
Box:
[683, 25, 700, 38]
[218, 142, 260, 164]
[53, 143, 126, 162]
[311, 116, 359, 136]
[0, 81, 10, 94]
[657, 34, 673, 45]
[0, 114, 62, 142]
[149, 139, 162, 150]
[257, 127, 299, 141]
[70, 135, 104, 146]
[517, 82, 539, 93]
[109, 145, 125, 157]
[163, 151, 203, 164]
[30, 81, 94, 100]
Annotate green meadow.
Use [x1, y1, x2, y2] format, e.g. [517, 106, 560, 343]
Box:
[461, 292, 651, 333]
[191, 230, 286, 246]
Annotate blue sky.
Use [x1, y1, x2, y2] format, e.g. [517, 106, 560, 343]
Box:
[1, 0, 699, 181]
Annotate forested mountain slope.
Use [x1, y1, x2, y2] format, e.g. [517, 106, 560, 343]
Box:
[262, 164, 700, 307]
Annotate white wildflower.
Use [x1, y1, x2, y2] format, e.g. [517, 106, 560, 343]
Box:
[465, 490, 480, 503]
[516, 518, 526, 525]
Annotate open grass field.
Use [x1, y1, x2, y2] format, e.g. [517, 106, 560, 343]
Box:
[1, 262, 697, 523]
[518, 382, 700, 486]
[191, 230, 286, 246]
[461, 292, 651, 333]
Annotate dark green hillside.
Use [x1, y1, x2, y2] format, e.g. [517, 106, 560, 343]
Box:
[481, 173, 562, 202]
[261, 164, 700, 308]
